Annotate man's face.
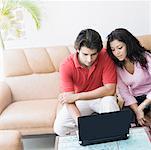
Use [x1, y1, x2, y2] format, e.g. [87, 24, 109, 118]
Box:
[78, 46, 99, 68]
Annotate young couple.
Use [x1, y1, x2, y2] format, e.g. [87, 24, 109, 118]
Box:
[54, 28, 151, 136]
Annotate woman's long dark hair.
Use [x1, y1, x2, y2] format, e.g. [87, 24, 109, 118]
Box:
[107, 28, 150, 69]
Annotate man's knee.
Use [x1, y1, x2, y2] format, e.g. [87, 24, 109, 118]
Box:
[53, 112, 76, 136]
[100, 96, 120, 113]
[102, 96, 118, 105]
[54, 121, 77, 136]
[53, 125, 64, 136]
[53, 120, 67, 136]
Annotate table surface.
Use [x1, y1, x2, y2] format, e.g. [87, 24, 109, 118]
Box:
[55, 127, 151, 150]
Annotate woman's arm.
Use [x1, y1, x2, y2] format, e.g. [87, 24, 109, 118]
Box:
[136, 99, 151, 126]
[146, 53, 151, 100]
[130, 103, 146, 126]
[138, 98, 151, 111]
[130, 103, 139, 114]
[117, 74, 137, 106]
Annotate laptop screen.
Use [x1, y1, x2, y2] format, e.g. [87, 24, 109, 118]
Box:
[78, 109, 131, 145]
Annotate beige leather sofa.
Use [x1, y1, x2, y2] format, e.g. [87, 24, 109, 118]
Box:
[0, 130, 23, 150]
[0, 35, 151, 136]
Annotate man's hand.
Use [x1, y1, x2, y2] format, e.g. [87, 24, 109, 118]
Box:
[58, 93, 78, 104]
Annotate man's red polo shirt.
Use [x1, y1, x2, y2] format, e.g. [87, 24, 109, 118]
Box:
[59, 48, 117, 93]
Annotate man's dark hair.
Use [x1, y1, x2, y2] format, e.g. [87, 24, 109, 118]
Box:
[74, 29, 103, 52]
[107, 28, 150, 69]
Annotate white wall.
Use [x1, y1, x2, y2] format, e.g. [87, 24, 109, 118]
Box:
[149, 1, 151, 33]
[5, 0, 150, 49]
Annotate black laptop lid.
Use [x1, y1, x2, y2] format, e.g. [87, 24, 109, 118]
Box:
[78, 109, 131, 142]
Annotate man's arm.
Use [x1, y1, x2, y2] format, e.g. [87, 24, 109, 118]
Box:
[66, 103, 80, 125]
[59, 83, 116, 104]
[59, 92, 81, 124]
[77, 83, 116, 100]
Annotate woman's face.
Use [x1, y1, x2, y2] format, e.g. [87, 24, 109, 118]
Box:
[110, 40, 127, 61]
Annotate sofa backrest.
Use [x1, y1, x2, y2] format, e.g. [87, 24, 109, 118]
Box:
[137, 35, 151, 51]
[2, 34, 151, 101]
[2, 46, 75, 101]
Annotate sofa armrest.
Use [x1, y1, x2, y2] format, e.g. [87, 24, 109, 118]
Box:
[0, 81, 12, 114]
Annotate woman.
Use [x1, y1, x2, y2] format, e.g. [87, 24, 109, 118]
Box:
[107, 28, 151, 126]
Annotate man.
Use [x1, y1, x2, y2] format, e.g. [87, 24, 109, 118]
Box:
[54, 29, 119, 136]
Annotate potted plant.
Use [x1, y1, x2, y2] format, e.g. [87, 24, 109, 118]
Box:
[0, 0, 41, 50]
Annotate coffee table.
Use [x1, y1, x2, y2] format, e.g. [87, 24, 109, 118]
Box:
[55, 127, 151, 150]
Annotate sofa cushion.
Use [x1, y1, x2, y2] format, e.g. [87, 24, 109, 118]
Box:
[5, 72, 60, 101]
[3, 46, 70, 77]
[46, 46, 70, 71]
[0, 100, 58, 135]
[24, 48, 55, 73]
[67, 45, 76, 53]
[3, 49, 32, 77]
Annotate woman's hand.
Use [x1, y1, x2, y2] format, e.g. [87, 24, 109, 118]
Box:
[136, 106, 146, 126]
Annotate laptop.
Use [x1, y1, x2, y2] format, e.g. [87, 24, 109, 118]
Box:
[78, 109, 132, 146]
